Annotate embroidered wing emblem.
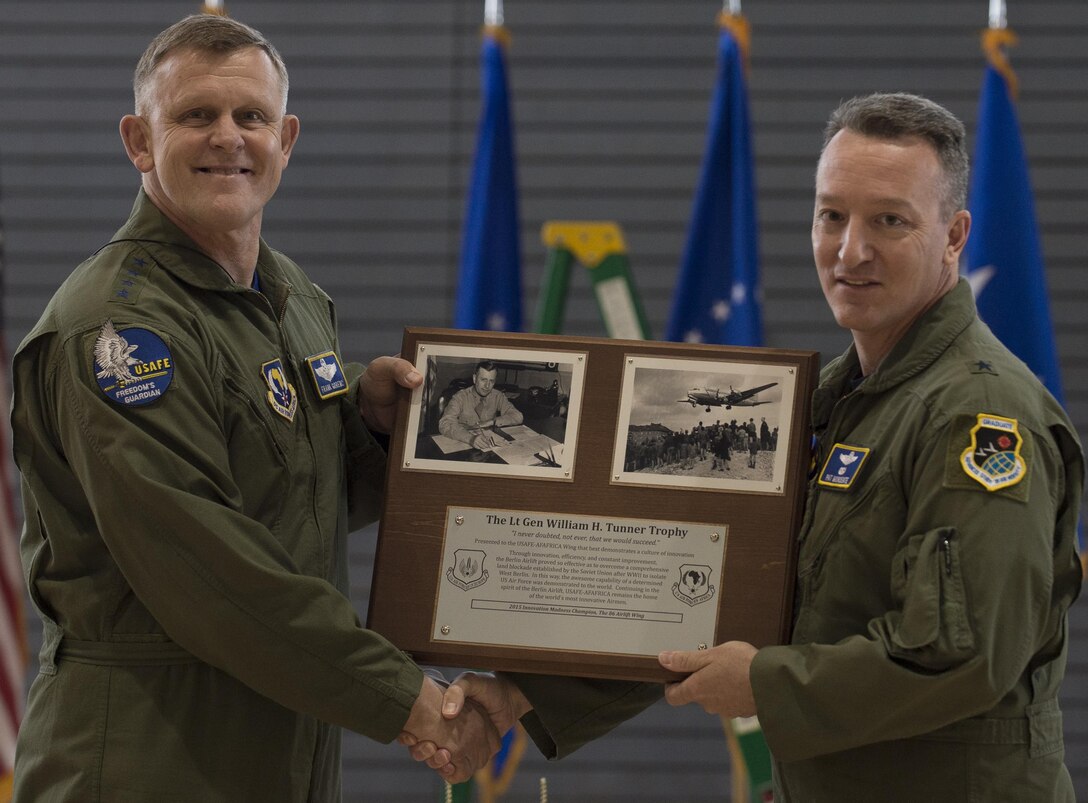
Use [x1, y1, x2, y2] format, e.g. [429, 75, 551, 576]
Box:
[315, 358, 337, 382]
[94, 319, 140, 384]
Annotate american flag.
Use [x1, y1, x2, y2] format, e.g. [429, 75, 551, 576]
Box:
[0, 156, 28, 799]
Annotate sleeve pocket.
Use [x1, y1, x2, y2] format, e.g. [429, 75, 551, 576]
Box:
[887, 527, 976, 668]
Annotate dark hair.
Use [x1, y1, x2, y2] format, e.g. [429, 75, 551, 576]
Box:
[822, 93, 969, 219]
[474, 361, 498, 375]
[134, 14, 288, 113]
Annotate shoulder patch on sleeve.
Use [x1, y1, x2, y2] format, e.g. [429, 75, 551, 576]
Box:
[944, 413, 1030, 500]
[93, 320, 174, 406]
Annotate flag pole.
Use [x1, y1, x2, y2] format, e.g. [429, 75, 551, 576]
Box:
[201, 0, 227, 16]
[724, 0, 742, 14]
[981, 0, 1017, 97]
[485, 0, 503, 27]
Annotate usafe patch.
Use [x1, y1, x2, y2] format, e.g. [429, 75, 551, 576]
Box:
[957, 413, 1028, 492]
[109, 254, 153, 305]
[305, 351, 349, 399]
[817, 443, 871, 490]
[93, 319, 174, 406]
[262, 359, 298, 421]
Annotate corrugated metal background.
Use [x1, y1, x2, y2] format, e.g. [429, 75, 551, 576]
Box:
[1, 1, 1084, 799]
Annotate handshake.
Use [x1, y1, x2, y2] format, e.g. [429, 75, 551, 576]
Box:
[397, 670, 533, 783]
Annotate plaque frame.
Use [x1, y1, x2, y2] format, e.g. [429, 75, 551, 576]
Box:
[367, 328, 819, 682]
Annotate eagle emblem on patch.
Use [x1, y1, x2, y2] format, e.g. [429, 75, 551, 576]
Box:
[93, 320, 174, 406]
[262, 359, 298, 421]
[305, 351, 348, 399]
[959, 413, 1026, 491]
[817, 443, 871, 490]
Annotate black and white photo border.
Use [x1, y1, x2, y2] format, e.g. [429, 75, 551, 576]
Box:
[610, 355, 797, 494]
[402, 342, 587, 481]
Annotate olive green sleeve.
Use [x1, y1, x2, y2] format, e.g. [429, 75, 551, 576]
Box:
[342, 360, 388, 531]
[507, 673, 663, 759]
[751, 418, 1079, 763]
[39, 327, 422, 743]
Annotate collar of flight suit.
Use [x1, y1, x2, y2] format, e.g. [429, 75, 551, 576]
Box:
[812, 278, 978, 428]
[105, 190, 292, 304]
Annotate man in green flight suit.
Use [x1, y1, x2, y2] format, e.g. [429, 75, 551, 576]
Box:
[655, 93, 1085, 800]
[423, 93, 1084, 801]
[10, 14, 502, 801]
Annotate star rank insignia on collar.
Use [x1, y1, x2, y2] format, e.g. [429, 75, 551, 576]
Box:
[967, 359, 999, 376]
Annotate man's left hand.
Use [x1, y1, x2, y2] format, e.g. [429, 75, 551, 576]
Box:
[659, 641, 758, 718]
[359, 356, 422, 433]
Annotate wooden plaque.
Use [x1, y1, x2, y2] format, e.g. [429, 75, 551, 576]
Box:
[367, 328, 819, 682]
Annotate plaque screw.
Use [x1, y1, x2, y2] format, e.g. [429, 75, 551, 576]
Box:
[776, 485, 782, 492]
[404, 461, 410, 468]
[455, 516, 464, 526]
[441, 625, 451, 635]
[788, 368, 795, 375]
[698, 643, 708, 650]
[710, 532, 720, 542]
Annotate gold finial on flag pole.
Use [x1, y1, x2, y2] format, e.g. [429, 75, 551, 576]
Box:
[485, 0, 504, 26]
[718, 0, 751, 71]
[202, 0, 227, 16]
[982, 0, 1018, 98]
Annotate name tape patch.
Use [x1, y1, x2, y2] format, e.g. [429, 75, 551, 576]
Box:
[817, 443, 871, 490]
[306, 351, 349, 399]
[94, 320, 174, 406]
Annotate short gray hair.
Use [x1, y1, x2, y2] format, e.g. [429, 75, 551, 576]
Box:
[821, 93, 969, 220]
[133, 14, 289, 114]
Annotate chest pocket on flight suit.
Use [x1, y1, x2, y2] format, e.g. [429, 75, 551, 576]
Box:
[887, 526, 976, 670]
[221, 374, 291, 530]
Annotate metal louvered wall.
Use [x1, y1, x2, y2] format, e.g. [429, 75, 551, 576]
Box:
[1, 1, 1085, 800]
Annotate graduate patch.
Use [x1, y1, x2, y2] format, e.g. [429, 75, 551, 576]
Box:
[93, 320, 174, 406]
[305, 351, 348, 399]
[959, 414, 1026, 491]
[261, 359, 298, 421]
[817, 443, 871, 490]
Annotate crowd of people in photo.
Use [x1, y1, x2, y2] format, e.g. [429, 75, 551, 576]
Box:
[625, 416, 778, 474]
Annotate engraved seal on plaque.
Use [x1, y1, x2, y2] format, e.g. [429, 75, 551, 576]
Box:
[672, 564, 715, 607]
[446, 549, 489, 592]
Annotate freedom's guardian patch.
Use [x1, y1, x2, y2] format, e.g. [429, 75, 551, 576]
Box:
[817, 443, 871, 490]
[93, 320, 174, 407]
[306, 351, 348, 399]
[959, 413, 1026, 491]
[262, 359, 298, 421]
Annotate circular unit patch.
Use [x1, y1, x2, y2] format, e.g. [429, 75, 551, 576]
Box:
[93, 320, 175, 407]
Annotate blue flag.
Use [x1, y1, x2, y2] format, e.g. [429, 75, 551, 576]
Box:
[666, 16, 762, 347]
[454, 28, 522, 332]
[965, 65, 1064, 403]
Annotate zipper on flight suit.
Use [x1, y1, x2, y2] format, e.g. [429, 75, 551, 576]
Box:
[939, 531, 953, 576]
